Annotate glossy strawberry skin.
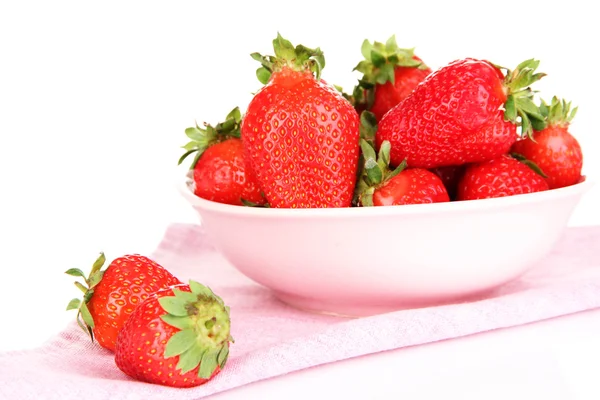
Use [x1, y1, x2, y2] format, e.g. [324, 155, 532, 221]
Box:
[510, 125, 583, 189]
[193, 138, 265, 206]
[457, 155, 549, 200]
[377, 58, 515, 169]
[242, 67, 360, 208]
[87, 255, 181, 351]
[114, 285, 220, 388]
[372, 168, 450, 206]
[370, 61, 431, 121]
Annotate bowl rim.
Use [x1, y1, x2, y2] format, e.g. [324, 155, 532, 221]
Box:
[177, 168, 594, 218]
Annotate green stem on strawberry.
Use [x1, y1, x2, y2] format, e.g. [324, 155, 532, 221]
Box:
[352, 35, 428, 109]
[355, 138, 407, 207]
[159, 280, 233, 378]
[497, 59, 547, 138]
[65, 252, 107, 340]
[333, 84, 357, 107]
[510, 152, 548, 178]
[250, 33, 325, 84]
[359, 110, 378, 147]
[240, 198, 271, 208]
[539, 96, 578, 126]
[352, 111, 379, 206]
[179, 107, 242, 169]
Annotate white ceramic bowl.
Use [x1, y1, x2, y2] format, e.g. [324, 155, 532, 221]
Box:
[179, 173, 593, 317]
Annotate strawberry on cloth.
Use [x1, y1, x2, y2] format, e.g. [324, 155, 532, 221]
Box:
[2, 223, 600, 399]
[66, 253, 181, 351]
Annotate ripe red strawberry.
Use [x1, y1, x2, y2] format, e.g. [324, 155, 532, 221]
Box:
[66, 253, 181, 351]
[510, 97, 583, 189]
[115, 281, 233, 388]
[352, 35, 431, 121]
[242, 34, 360, 208]
[373, 168, 450, 206]
[355, 139, 449, 206]
[377, 58, 546, 169]
[457, 154, 549, 201]
[180, 107, 266, 206]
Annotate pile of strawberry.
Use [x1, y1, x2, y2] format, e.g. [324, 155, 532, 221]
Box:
[181, 34, 583, 208]
[66, 253, 232, 388]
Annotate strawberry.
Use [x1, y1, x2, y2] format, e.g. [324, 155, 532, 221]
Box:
[115, 281, 233, 388]
[430, 165, 467, 201]
[179, 107, 266, 206]
[355, 139, 449, 206]
[242, 34, 360, 208]
[352, 35, 431, 121]
[66, 253, 181, 351]
[376, 58, 547, 169]
[510, 97, 583, 189]
[457, 154, 549, 201]
[373, 168, 450, 206]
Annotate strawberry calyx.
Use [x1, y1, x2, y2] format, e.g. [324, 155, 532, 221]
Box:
[178, 107, 242, 169]
[355, 137, 407, 207]
[358, 109, 378, 147]
[250, 33, 325, 84]
[241, 197, 271, 208]
[351, 111, 379, 205]
[510, 152, 548, 178]
[65, 252, 107, 341]
[333, 84, 356, 107]
[539, 96, 578, 128]
[497, 59, 547, 138]
[352, 35, 428, 109]
[159, 280, 233, 379]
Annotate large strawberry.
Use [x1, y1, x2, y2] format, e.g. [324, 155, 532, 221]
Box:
[355, 139, 449, 206]
[179, 107, 266, 206]
[510, 96, 583, 189]
[352, 35, 431, 121]
[457, 154, 549, 200]
[242, 34, 360, 208]
[377, 58, 546, 169]
[66, 253, 181, 351]
[115, 281, 233, 388]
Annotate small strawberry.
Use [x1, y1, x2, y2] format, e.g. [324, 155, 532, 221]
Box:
[179, 107, 266, 206]
[352, 35, 431, 121]
[355, 139, 449, 206]
[377, 58, 547, 169]
[114, 281, 233, 388]
[510, 96, 583, 189]
[457, 154, 549, 201]
[242, 33, 360, 208]
[66, 253, 182, 351]
[430, 165, 467, 201]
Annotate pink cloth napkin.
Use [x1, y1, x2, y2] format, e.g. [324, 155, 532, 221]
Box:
[2, 223, 600, 399]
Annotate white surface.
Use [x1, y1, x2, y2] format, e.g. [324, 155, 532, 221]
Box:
[212, 309, 600, 400]
[182, 173, 593, 316]
[1, 0, 599, 399]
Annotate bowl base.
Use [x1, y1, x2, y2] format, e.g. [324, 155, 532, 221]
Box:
[273, 286, 505, 318]
[273, 291, 432, 317]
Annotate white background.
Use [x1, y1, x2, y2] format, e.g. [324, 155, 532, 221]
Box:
[1, 0, 599, 398]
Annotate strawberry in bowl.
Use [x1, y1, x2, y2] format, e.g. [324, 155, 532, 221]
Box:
[180, 169, 591, 316]
[178, 34, 592, 316]
[179, 107, 266, 207]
